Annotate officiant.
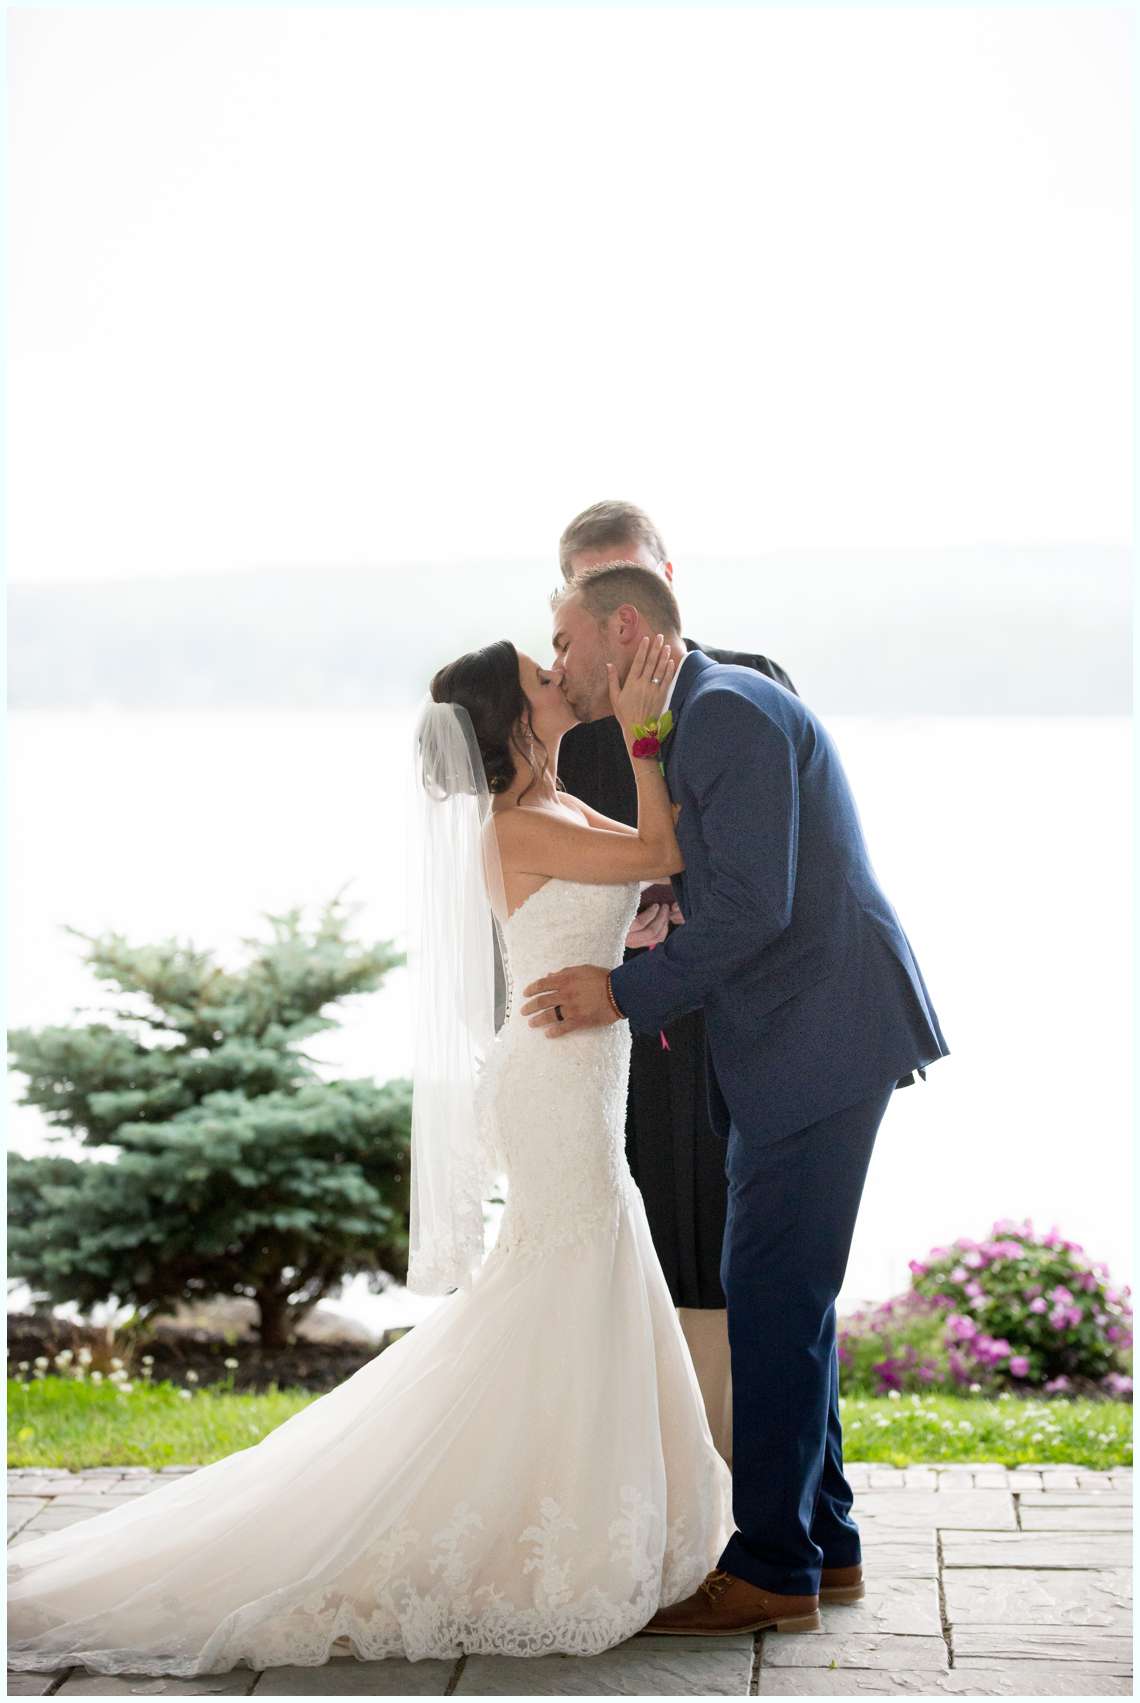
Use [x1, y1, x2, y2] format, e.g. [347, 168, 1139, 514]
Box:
[554, 501, 797, 1465]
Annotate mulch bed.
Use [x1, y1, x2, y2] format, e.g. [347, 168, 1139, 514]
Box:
[7, 1311, 406, 1395]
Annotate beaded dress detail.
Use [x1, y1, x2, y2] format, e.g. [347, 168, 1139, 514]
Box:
[7, 877, 734, 1677]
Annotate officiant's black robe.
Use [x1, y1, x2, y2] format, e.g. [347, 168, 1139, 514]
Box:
[557, 639, 797, 1309]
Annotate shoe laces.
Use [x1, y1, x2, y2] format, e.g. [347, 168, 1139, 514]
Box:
[699, 1569, 733, 1603]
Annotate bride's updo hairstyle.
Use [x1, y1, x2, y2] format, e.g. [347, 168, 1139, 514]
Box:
[429, 639, 550, 805]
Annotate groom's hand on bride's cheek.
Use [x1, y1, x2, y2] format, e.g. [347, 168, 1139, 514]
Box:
[520, 966, 618, 1037]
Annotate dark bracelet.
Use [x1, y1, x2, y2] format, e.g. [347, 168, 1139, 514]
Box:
[605, 973, 626, 1021]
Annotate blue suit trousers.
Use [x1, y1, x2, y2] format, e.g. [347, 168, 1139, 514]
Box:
[717, 1082, 895, 1596]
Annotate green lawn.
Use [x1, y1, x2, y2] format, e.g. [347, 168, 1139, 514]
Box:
[7, 1377, 1133, 1472]
[840, 1391, 1132, 1470]
[8, 1377, 312, 1469]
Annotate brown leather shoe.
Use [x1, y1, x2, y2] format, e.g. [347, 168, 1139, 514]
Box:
[644, 1568, 822, 1636]
[820, 1562, 865, 1603]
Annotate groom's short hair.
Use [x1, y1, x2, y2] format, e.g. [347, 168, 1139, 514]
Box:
[558, 500, 668, 581]
[557, 562, 683, 638]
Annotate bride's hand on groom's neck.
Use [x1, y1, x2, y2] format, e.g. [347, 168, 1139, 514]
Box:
[609, 634, 675, 737]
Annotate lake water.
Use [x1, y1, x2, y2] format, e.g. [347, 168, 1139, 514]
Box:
[7, 709, 1132, 1338]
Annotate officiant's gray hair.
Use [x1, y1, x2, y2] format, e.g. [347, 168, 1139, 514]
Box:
[554, 562, 683, 639]
[558, 500, 668, 581]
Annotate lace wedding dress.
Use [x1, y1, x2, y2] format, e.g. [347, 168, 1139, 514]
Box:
[7, 877, 734, 1677]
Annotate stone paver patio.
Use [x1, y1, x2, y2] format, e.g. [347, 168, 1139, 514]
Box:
[6, 1463, 1132, 1696]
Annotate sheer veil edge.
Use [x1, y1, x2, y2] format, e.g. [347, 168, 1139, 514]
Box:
[406, 697, 510, 1296]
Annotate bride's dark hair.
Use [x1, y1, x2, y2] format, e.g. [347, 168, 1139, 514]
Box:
[430, 640, 552, 805]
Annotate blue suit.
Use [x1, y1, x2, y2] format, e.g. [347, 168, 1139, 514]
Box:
[610, 649, 948, 1594]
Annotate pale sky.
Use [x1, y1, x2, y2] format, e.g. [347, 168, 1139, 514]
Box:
[8, 5, 1133, 584]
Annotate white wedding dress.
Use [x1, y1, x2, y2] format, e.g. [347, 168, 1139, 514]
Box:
[7, 877, 734, 1677]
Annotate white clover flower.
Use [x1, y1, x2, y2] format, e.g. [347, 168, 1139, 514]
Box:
[185, 1370, 199, 1384]
[90, 1370, 103, 1382]
[179, 1388, 193, 1400]
[888, 1390, 901, 1401]
[17, 1361, 29, 1372]
[118, 1382, 134, 1394]
[223, 1358, 239, 1370]
[1031, 1431, 1044, 1441]
[969, 1383, 982, 1394]
[141, 1355, 154, 1366]
[53, 1350, 73, 1366]
[33, 1357, 49, 1369]
[77, 1347, 93, 1366]
[109, 1357, 124, 1370]
[108, 1368, 127, 1382]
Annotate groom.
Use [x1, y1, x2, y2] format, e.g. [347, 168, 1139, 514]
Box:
[521, 563, 948, 1636]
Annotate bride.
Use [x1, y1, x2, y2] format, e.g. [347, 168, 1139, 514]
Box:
[7, 633, 736, 1677]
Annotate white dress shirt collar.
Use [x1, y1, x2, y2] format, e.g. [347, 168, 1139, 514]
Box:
[662, 647, 693, 716]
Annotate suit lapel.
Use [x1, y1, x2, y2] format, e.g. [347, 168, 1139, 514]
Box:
[664, 648, 716, 784]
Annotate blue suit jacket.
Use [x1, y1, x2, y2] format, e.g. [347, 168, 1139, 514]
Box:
[609, 650, 949, 1144]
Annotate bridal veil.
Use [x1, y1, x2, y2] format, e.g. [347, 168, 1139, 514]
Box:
[406, 697, 509, 1296]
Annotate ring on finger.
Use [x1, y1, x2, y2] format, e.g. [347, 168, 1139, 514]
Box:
[554, 1004, 565, 1023]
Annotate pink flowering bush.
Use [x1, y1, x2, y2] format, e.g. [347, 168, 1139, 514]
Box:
[838, 1290, 951, 1395]
[838, 1222, 1133, 1398]
[908, 1220, 1132, 1398]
